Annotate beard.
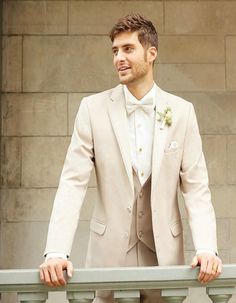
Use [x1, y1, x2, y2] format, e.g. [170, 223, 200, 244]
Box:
[118, 52, 149, 85]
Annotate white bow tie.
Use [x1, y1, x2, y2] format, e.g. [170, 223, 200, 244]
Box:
[126, 99, 154, 115]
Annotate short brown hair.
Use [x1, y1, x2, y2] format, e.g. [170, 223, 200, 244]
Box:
[109, 13, 158, 50]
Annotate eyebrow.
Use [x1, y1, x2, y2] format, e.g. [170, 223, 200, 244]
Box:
[112, 43, 135, 51]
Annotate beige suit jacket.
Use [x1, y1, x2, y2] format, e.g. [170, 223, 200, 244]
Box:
[45, 84, 217, 266]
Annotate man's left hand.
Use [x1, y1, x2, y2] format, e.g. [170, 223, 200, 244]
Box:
[191, 253, 222, 283]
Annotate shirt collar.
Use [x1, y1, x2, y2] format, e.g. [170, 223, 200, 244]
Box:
[123, 83, 156, 107]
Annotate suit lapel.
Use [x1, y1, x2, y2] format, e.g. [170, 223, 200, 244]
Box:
[108, 85, 134, 194]
[151, 86, 169, 187]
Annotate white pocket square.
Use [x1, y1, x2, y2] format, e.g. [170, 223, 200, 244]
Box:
[168, 141, 178, 151]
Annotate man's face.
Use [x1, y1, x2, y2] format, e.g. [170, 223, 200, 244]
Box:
[112, 31, 153, 85]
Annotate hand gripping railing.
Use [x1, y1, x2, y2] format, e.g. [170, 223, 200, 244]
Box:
[0, 265, 236, 303]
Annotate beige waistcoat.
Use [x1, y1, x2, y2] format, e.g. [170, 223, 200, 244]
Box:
[128, 170, 155, 253]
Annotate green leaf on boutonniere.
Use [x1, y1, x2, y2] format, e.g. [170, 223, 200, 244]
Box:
[157, 106, 172, 129]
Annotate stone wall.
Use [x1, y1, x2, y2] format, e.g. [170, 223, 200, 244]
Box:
[0, 0, 2, 272]
[1, 1, 236, 302]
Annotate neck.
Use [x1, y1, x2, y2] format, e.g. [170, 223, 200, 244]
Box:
[126, 77, 154, 100]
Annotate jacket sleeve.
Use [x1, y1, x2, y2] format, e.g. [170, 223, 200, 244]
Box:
[180, 103, 217, 253]
[44, 97, 94, 256]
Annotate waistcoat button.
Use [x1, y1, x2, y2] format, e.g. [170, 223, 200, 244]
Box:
[138, 211, 144, 218]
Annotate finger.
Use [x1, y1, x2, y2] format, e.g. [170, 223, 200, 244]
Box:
[55, 263, 66, 286]
[191, 256, 199, 268]
[202, 259, 214, 283]
[202, 270, 214, 283]
[210, 266, 219, 282]
[48, 265, 60, 287]
[206, 263, 219, 283]
[212, 261, 218, 272]
[67, 261, 74, 278]
[204, 271, 215, 283]
[215, 261, 223, 278]
[39, 266, 45, 282]
[42, 267, 54, 287]
[198, 258, 208, 282]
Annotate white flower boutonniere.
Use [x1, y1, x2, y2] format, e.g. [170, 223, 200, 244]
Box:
[157, 106, 172, 130]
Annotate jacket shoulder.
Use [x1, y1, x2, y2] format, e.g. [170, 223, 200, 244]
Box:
[159, 89, 196, 127]
[82, 86, 119, 106]
[161, 89, 192, 109]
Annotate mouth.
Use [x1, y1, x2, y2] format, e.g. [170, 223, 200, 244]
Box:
[118, 66, 131, 72]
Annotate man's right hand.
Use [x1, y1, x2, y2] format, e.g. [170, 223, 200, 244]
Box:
[39, 258, 73, 287]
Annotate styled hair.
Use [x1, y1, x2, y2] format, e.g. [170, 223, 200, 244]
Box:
[109, 13, 158, 50]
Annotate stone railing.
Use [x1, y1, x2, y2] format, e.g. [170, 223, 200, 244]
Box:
[0, 265, 236, 303]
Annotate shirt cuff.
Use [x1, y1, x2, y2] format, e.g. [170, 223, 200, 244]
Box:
[45, 252, 68, 262]
[196, 249, 216, 256]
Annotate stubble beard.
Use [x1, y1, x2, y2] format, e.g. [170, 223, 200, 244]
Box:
[118, 52, 149, 85]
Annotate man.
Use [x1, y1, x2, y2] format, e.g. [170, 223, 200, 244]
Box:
[40, 13, 222, 300]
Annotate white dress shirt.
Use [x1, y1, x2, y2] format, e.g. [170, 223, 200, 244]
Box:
[45, 84, 215, 260]
[124, 83, 156, 185]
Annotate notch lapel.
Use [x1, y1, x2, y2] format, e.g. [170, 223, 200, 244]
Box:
[151, 87, 169, 188]
[108, 85, 134, 195]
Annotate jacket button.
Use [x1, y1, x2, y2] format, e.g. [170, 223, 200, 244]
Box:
[124, 231, 129, 238]
[127, 206, 132, 213]
[139, 192, 143, 198]
[138, 231, 143, 237]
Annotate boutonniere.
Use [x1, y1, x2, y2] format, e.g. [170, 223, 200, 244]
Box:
[157, 106, 172, 130]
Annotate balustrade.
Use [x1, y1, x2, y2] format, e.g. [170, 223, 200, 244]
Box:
[0, 265, 236, 303]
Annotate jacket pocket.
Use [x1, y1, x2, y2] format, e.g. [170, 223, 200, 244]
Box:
[170, 221, 182, 237]
[164, 147, 182, 155]
[90, 218, 107, 235]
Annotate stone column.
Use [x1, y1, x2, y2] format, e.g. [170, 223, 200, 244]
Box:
[161, 288, 188, 303]
[18, 292, 48, 303]
[67, 291, 95, 303]
[115, 290, 140, 303]
[207, 287, 235, 303]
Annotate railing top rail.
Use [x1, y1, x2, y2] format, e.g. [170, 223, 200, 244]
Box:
[0, 264, 236, 293]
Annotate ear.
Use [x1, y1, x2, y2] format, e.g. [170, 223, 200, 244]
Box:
[147, 46, 157, 64]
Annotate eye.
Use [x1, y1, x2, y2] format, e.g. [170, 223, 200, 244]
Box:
[125, 46, 133, 52]
[112, 49, 118, 56]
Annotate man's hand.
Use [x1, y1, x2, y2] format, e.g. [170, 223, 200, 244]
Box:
[39, 258, 73, 287]
[191, 253, 222, 284]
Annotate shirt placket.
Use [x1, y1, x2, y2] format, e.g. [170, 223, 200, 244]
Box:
[135, 111, 145, 184]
